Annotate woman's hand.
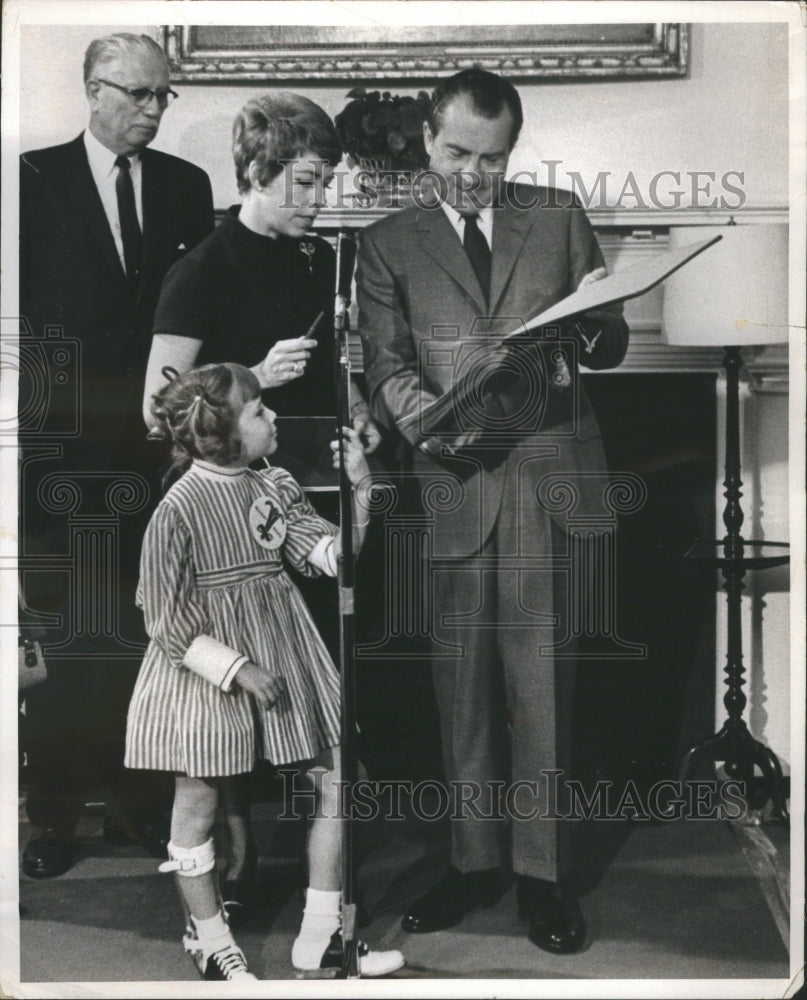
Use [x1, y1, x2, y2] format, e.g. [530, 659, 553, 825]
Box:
[234, 660, 286, 709]
[254, 337, 318, 389]
[331, 426, 371, 486]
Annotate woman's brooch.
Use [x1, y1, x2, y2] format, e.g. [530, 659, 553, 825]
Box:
[300, 242, 316, 274]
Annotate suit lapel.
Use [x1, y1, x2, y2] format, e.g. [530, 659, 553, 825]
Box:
[139, 149, 167, 305]
[68, 135, 128, 290]
[489, 201, 533, 314]
[415, 208, 487, 313]
[414, 200, 535, 316]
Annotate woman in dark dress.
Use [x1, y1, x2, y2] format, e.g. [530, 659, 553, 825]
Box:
[140, 93, 380, 921]
[144, 92, 378, 447]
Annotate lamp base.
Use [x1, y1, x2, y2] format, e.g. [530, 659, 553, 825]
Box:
[678, 718, 789, 822]
[676, 345, 790, 826]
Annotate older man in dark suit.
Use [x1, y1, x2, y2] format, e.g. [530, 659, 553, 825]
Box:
[19, 32, 214, 878]
[357, 68, 629, 953]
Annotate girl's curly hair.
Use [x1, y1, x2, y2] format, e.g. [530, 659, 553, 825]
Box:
[150, 363, 261, 487]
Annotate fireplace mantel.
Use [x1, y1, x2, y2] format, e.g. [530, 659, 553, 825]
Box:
[302, 203, 791, 379]
[315, 203, 788, 231]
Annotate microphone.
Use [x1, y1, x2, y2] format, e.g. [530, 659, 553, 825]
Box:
[335, 231, 357, 320]
[331, 228, 361, 972]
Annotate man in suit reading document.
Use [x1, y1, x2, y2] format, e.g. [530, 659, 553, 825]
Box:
[357, 68, 629, 953]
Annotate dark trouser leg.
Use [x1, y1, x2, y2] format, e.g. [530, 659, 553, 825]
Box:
[21, 441, 169, 838]
[496, 509, 575, 883]
[429, 448, 576, 882]
[23, 660, 93, 832]
[105, 454, 172, 836]
[431, 553, 509, 873]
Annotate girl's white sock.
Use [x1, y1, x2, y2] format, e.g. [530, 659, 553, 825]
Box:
[291, 888, 341, 969]
[193, 911, 230, 942]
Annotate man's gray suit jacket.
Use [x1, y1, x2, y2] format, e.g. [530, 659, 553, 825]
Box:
[357, 183, 630, 558]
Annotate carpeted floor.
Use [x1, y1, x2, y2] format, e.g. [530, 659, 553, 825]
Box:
[15, 791, 791, 987]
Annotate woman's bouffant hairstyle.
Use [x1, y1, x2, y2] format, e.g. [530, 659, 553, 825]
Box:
[150, 363, 261, 487]
[232, 93, 342, 194]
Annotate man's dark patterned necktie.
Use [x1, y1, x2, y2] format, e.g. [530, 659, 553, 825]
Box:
[462, 213, 491, 303]
[115, 154, 142, 288]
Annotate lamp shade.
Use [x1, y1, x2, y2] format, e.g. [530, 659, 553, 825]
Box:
[662, 224, 789, 346]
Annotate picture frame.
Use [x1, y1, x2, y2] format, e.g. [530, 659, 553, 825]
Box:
[163, 22, 689, 81]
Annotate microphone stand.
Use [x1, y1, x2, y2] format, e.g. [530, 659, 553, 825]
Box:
[333, 230, 360, 978]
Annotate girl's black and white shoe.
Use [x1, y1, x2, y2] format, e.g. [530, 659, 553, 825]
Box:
[293, 931, 405, 979]
[184, 931, 257, 981]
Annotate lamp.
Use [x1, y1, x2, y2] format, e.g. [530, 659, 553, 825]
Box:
[662, 222, 790, 820]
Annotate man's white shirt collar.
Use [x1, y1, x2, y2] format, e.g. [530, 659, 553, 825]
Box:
[83, 127, 141, 178]
[440, 202, 494, 251]
[83, 128, 144, 265]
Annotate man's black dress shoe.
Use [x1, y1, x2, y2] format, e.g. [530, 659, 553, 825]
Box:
[517, 876, 586, 954]
[21, 827, 78, 879]
[402, 865, 503, 933]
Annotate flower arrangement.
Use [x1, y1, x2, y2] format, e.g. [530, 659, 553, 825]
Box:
[334, 88, 431, 174]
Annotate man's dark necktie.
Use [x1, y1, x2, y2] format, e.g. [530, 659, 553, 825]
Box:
[115, 154, 142, 288]
[462, 213, 491, 303]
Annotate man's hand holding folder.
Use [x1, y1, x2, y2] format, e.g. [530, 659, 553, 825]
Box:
[415, 234, 721, 460]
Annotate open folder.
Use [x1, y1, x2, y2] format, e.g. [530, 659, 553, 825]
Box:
[414, 233, 722, 440]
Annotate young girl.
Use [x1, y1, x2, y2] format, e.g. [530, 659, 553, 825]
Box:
[124, 362, 404, 981]
[143, 90, 381, 926]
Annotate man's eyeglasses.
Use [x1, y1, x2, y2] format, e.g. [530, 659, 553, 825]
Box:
[94, 78, 179, 109]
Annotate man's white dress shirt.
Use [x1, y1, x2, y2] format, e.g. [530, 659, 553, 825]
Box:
[440, 201, 494, 251]
[83, 128, 143, 272]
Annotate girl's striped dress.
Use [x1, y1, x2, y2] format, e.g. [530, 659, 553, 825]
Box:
[124, 461, 341, 777]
